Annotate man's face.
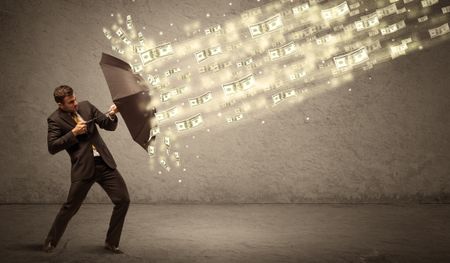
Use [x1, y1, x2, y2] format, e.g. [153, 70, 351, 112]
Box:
[58, 95, 78, 113]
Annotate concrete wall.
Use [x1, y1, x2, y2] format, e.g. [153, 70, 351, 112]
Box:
[1, 0, 449, 203]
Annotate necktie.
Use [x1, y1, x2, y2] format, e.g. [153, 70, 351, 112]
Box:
[71, 112, 100, 156]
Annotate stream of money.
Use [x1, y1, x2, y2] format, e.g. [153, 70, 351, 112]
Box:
[103, 0, 450, 174]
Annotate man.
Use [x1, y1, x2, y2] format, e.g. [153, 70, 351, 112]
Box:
[43, 85, 130, 254]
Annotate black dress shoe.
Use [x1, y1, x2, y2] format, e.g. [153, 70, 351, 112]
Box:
[43, 241, 55, 253]
[104, 242, 124, 254]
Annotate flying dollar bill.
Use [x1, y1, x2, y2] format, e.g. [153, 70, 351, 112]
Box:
[236, 58, 253, 68]
[189, 91, 213, 107]
[380, 20, 406, 35]
[376, 3, 398, 18]
[248, 13, 283, 38]
[115, 28, 132, 45]
[137, 32, 145, 45]
[349, 2, 360, 9]
[164, 68, 181, 77]
[354, 12, 379, 31]
[131, 64, 143, 73]
[194, 46, 223, 63]
[289, 70, 306, 81]
[160, 159, 171, 172]
[126, 15, 133, 30]
[272, 89, 297, 105]
[333, 47, 369, 70]
[155, 106, 178, 122]
[205, 24, 222, 35]
[428, 23, 449, 39]
[148, 146, 155, 157]
[268, 42, 297, 61]
[175, 113, 204, 131]
[149, 126, 160, 138]
[200, 61, 233, 73]
[316, 34, 334, 45]
[421, 0, 438, 7]
[226, 113, 243, 123]
[174, 152, 180, 166]
[418, 15, 429, 23]
[103, 28, 112, 40]
[443, 6, 450, 14]
[321, 1, 350, 20]
[390, 38, 411, 58]
[139, 42, 174, 65]
[160, 86, 187, 102]
[164, 137, 170, 148]
[222, 74, 256, 96]
[292, 3, 310, 15]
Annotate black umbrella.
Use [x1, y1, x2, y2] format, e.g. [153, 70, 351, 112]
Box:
[99, 52, 157, 151]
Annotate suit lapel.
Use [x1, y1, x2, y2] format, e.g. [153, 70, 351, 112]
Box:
[58, 109, 76, 127]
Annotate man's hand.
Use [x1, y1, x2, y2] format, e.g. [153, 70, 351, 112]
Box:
[72, 121, 87, 136]
[108, 104, 119, 115]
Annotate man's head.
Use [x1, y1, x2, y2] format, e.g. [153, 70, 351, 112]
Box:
[54, 85, 78, 113]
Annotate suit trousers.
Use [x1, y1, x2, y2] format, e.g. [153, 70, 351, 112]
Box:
[45, 156, 130, 247]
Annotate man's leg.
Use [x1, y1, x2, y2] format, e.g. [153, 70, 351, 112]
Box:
[96, 165, 130, 247]
[45, 179, 95, 247]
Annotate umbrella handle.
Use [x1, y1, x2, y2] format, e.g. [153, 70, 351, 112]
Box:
[84, 110, 113, 124]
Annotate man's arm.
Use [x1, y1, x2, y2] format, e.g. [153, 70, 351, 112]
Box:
[89, 101, 118, 131]
[47, 118, 79, 155]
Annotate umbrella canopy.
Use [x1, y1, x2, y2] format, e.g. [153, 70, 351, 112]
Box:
[99, 52, 156, 151]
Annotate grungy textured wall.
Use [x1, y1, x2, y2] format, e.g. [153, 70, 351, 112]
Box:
[0, 0, 449, 203]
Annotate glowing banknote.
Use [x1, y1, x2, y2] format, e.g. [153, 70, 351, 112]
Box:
[131, 64, 143, 73]
[174, 152, 180, 166]
[354, 12, 379, 31]
[292, 3, 310, 15]
[149, 126, 160, 138]
[160, 159, 171, 171]
[321, 1, 350, 20]
[155, 106, 178, 122]
[236, 58, 253, 68]
[199, 61, 232, 73]
[226, 113, 243, 123]
[380, 20, 406, 35]
[103, 28, 112, 39]
[205, 24, 222, 35]
[289, 70, 306, 81]
[139, 43, 174, 65]
[248, 14, 283, 38]
[390, 38, 412, 58]
[222, 74, 256, 96]
[189, 91, 213, 107]
[115, 28, 132, 45]
[418, 16, 429, 23]
[443, 6, 450, 14]
[160, 86, 187, 102]
[194, 46, 223, 63]
[316, 34, 334, 45]
[164, 68, 181, 77]
[126, 15, 133, 30]
[272, 89, 297, 105]
[137, 32, 145, 45]
[175, 113, 204, 131]
[428, 23, 449, 38]
[333, 47, 369, 70]
[268, 42, 297, 61]
[376, 4, 398, 18]
[421, 0, 438, 7]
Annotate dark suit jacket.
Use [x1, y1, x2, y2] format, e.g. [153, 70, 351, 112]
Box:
[47, 101, 118, 182]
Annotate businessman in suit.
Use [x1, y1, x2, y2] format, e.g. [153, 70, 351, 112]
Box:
[43, 85, 130, 254]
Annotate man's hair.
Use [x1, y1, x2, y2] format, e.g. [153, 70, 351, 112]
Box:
[53, 85, 73, 104]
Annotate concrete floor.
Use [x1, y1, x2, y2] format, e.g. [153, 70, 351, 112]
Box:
[1, 204, 449, 263]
